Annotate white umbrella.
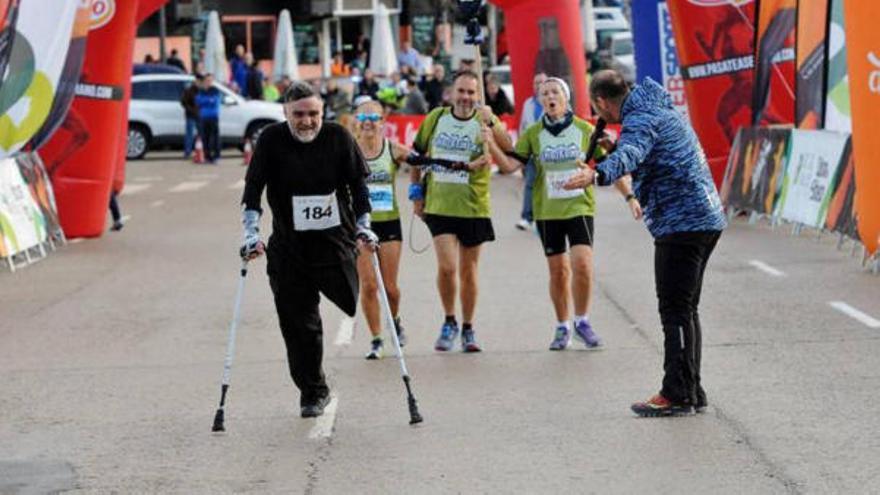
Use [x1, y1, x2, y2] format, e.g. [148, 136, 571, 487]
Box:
[204, 11, 229, 82]
[272, 9, 299, 82]
[369, 4, 398, 76]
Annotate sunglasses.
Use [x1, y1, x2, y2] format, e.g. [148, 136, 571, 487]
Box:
[356, 112, 382, 122]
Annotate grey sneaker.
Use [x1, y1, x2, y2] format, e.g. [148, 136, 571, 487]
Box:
[461, 328, 482, 353]
[573, 319, 602, 349]
[434, 321, 459, 352]
[394, 317, 406, 347]
[548, 325, 571, 351]
[365, 337, 384, 360]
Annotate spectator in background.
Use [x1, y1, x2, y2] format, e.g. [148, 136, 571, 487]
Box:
[108, 191, 123, 232]
[421, 63, 446, 110]
[277, 75, 292, 102]
[322, 78, 351, 121]
[330, 51, 350, 77]
[180, 74, 202, 159]
[245, 53, 264, 100]
[358, 68, 380, 99]
[195, 73, 222, 164]
[263, 78, 280, 102]
[357, 34, 371, 63]
[516, 72, 547, 231]
[458, 58, 475, 73]
[485, 75, 514, 116]
[143, 54, 156, 64]
[401, 77, 428, 114]
[397, 39, 422, 75]
[166, 48, 186, 72]
[351, 50, 368, 74]
[229, 44, 248, 96]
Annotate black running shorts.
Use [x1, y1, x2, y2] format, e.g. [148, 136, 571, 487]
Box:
[536, 216, 594, 256]
[372, 219, 402, 243]
[424, 214, 496, 247]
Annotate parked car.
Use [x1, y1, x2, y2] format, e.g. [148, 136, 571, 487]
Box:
[608, 31, 636, 84]
[132, 63, 185, 75]
[127, 74, 285, 160]
[592, 7, 630, 72]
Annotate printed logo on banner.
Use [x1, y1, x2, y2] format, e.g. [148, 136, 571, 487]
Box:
[687, 0, 753, 6]
[868, 52, 880, 94]
[90, 0, 115, 30]
[657, 2, 688, 116]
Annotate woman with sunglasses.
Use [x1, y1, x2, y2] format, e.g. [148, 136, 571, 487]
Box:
[354, 100, 411, 359]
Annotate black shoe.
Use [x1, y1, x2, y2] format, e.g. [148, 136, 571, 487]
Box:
[300, 395, 330, 418]
[394, 317, 406, 347]
[695, 388, 708, 413]
[110, 221, 123, 232]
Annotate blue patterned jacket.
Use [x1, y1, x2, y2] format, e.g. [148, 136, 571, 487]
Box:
[596, 78, 727, 238]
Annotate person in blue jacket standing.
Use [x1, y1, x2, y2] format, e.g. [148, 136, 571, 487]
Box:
[565, 70, 727, 417]
[196, 73, 222, 163]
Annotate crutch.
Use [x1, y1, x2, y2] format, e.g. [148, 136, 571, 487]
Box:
[212, 259, 249, 432]
[370, 250, 424, 425]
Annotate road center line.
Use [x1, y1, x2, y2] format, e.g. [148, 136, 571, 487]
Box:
[132, 176, 163, 182]
[334, 317, 355, 346]
[308, 396, 339, 439]
[748, 260, 786, 277]
[150, 200, 165, 208]
[168, 181, 208, 193]
[829, 301, 880, 328]
[120, 184, 151, 196]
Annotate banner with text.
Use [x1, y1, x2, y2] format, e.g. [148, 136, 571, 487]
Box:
[752, 0, 796, 126]
[777, 130, 848, 227]
[794, 0, 828, 129]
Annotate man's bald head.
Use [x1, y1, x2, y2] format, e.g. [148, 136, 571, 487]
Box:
[590, 70, 630, 124]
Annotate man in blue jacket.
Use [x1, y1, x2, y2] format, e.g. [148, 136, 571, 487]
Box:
[195, 73, 222, 163]
[565, 70, 727, 417]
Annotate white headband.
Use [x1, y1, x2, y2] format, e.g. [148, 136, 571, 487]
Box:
[542, 77, 571, 102]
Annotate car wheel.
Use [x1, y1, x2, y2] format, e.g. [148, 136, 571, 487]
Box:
[245, 120, 272, 147]
[127, 124, 150, 160]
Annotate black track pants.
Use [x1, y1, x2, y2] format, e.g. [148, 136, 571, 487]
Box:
[267, 251, 358, 406]
[654, 230, 721, 404]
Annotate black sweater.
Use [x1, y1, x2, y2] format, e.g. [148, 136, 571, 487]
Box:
[242, 122, 371, 266]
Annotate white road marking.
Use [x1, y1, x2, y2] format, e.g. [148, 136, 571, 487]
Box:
[308, 396, 339, 439]
[228, 179, 245, 190]
[334, 317, 355, 346]
[132, 176, 163, 182]
[190, 173, 218, 180]
[829, 301, 880, 329]
[150, 200, 165, 208]
[748, 260, 786, 277]
[120, 184, 152, 196]
[69, 238, 84, 244]
[168, 181, 208, 193]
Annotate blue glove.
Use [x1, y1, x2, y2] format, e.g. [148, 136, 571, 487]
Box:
[408, 183, 425, 201]
[240, 208, 263, 260]
[355, 213, 379, 246]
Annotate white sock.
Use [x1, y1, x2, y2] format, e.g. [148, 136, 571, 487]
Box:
[574, 314, 589, 325]
[557, 321, 570, 330]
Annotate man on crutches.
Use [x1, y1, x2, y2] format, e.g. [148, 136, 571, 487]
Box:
[239, 81, 376, 419]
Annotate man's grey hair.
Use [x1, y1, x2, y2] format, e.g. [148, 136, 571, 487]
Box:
[283, 80, 319, 103]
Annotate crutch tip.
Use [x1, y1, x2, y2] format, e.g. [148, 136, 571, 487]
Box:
[212, 409, 226, 432]
[409, 412, 424, 425]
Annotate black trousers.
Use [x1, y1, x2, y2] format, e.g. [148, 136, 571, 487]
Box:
[654, 230, 721, 405]
[267, 250, 359, 406]
[199, 118, 220, 161]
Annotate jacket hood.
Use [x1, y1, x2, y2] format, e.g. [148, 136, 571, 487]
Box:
[622, 77, 674, 117]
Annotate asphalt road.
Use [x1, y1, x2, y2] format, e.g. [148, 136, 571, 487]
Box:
[2, 152, 879, 494]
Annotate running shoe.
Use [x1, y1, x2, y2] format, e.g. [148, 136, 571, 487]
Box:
[301, 395, 331, 418]
[515, 219, 532, 231]
[365, 337, 383, 360]
[548, 325, 571, 351]
[630, 394, 694, 417]
[394, 317, 406, 347]
[573, 319, 602, 349]
[434, 321, 459, 351]
[461, 328, 482, 353]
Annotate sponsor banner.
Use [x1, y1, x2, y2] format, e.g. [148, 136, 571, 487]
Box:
[777, 130, 848, 227]
[17, 152, 62, 241]
[824, 138, 859, 240]
[752, 0, 796, 126]
[632, 0, 688, 116]
[0, 157, 44, 258]
[794, 0, 828, 129]
[667, 0, 756, 186]
[0, 0, 78, 159]
[843, 0, 880, 254]
[824, 0, 851, 133]
[720, 126, 790, 214]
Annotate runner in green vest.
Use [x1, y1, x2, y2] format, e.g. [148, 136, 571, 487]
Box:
[353, 100, 411, 360]
[505, 77, 642, 350]
[409, 70, 513, 353]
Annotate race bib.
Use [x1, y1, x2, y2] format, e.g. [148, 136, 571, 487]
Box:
[545, 170, 584, 199]
[292, 192, 341, 231]
[432, 168, 470, 184]
[368, 184, 394, 212]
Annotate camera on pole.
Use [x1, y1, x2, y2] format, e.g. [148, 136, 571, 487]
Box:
[457, 0, 486, 45]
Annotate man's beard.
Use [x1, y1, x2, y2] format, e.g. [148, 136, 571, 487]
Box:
[289, 122, 321, 143]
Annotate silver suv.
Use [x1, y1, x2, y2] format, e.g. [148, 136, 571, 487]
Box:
[127, 74, 285, 159]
